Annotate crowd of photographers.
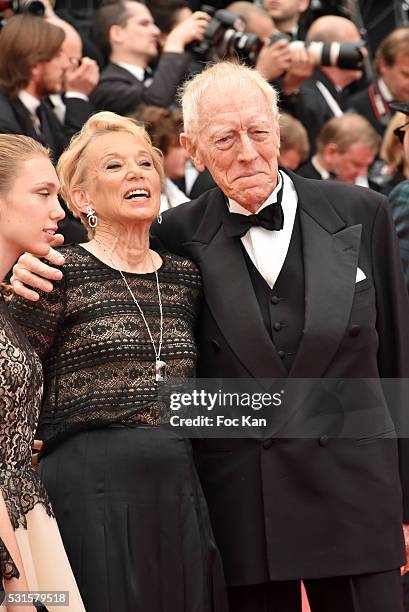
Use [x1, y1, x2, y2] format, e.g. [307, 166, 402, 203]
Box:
[1, 0, 409, 282]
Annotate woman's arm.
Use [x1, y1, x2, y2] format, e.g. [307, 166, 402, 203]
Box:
[0, 492, 36, 612]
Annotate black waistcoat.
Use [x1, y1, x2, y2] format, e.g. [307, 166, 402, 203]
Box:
[242, 212, 305, 371]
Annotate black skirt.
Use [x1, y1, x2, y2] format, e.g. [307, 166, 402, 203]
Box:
[39, 427, 227, 612]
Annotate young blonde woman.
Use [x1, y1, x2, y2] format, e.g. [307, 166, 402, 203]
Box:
[0, 135, 85, 612]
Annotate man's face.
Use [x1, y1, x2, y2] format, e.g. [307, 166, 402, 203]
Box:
[326, 141, 376, 183]
[33, 47, 70, 96]
[262, 0, 309, 27]
[182, 87, 280, 213]
[379, 52, 409, 102]
[117, 2, 160, 62]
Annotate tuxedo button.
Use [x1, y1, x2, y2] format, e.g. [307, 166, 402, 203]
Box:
[277, 350, 286, 359]
[349, 325, 360, 338]
[271, 295, 280, 305]
[262, 438, 273, 449]
[319, 435, 329, 447]
[273, 322, 282, 331]
[211, 339, 221, 351]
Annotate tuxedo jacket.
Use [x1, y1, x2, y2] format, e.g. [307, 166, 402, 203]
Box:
[0, 92, 92, 161]
[154, 171, 409, 586]
[90, 54, 191, 116]
[295, 69, 347, 153]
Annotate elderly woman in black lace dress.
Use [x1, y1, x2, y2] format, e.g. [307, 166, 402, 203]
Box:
[10, 112, 226, 612]
[0, 135, 84, 611]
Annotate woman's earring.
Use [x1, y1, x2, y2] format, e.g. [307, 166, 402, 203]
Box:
[86, 206, 98, 228]
[157, 213, 162, 225]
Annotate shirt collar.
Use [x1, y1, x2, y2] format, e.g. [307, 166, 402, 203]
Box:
[311, 155, 331, 180]
[116, 62, 145, 82]
[18, 90, 40, 115]
[228, 172, 283, 216]
[378, 78, 393, 102]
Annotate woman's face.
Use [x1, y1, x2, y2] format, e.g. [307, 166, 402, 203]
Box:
[82, 131, 162, 227]
[0, 156, 64, 258]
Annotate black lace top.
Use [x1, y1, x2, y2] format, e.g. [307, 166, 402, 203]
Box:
[10, 246, 202, 453]
[0, 301, 54, 580]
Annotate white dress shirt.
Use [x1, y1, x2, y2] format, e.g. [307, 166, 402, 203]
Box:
[228, 171, 298, 288]
[116, 63, 152, 86]
[18, 90, 41, 134]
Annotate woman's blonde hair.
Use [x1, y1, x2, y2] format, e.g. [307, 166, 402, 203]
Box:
[380, 112, 407, 173]
[57, 111, 165, 237]
[0, 134, 49, 196]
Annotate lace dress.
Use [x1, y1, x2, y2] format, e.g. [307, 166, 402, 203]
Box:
[9, 246, 227, 612]
[0, 301, 85, 612]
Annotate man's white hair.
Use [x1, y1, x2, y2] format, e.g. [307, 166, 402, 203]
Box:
[179, 61, 279, 138]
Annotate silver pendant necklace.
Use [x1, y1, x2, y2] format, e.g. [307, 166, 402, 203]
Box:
[94, 239, 166, 382]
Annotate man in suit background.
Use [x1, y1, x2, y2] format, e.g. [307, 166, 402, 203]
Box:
[90, 0, 210, 116]
[347, 28, 409, 136]
[11, 61, 409, 611]
[0, 14, 96, 162]
[297, 113, 380, 187]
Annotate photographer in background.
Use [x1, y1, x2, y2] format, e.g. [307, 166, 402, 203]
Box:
[0, 14, 94, 161]
[347, 28, 409, 136]
[294, 14, 366, 153]
[90, 0, 209, 115]
[46, 16, 99, 130]
[297, 113, 380, 187]
[262, 0, 310, 40]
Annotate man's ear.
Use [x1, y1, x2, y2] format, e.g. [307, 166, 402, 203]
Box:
[180, 132, 206, 172]
[30, 62, 42, 83]
[377, 58, 386, 77]
[322, 142, 339, 165]
[110, 24, 125, 47]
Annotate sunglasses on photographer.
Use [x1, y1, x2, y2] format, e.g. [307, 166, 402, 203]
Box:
[394, 120, 409, 144]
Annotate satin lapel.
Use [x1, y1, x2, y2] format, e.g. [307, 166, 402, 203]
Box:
[288, 176, 362, 379]
[184, 192, 287, 379]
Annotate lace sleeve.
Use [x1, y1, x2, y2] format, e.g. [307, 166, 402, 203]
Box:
[0, 536, 19, 580]
[9, 275, 66, 360]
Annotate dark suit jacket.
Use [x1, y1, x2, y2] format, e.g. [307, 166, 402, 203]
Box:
[296, 159, 322, 180]
[295, 69, 347, 153]
[90, 54, 191, 116]
[346, 80, 391, 136]
[154, 171, 409, 586]
[0, 92, 93, 161]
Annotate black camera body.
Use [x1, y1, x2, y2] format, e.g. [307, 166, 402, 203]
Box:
[189, 5, 263, 67]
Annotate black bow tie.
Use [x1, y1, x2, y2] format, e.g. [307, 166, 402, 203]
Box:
[223, 180, 284, 238]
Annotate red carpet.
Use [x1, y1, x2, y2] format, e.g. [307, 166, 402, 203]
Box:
[302, 582, 311, 611]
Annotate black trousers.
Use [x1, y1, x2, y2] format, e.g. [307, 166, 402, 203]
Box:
[228, 570, 403, 612]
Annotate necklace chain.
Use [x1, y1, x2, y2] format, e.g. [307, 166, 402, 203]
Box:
[94, 239, 165, 380]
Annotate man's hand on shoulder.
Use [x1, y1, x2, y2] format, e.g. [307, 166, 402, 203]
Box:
[11, 234, 65, 302]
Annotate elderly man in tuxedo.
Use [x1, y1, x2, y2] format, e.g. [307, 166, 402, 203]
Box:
[11, 62, 409, 612]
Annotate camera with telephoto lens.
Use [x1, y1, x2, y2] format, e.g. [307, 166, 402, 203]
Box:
[0, 0, 45, 16]
[269, 31, 366, 70]
[189, 4, 264, 67]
